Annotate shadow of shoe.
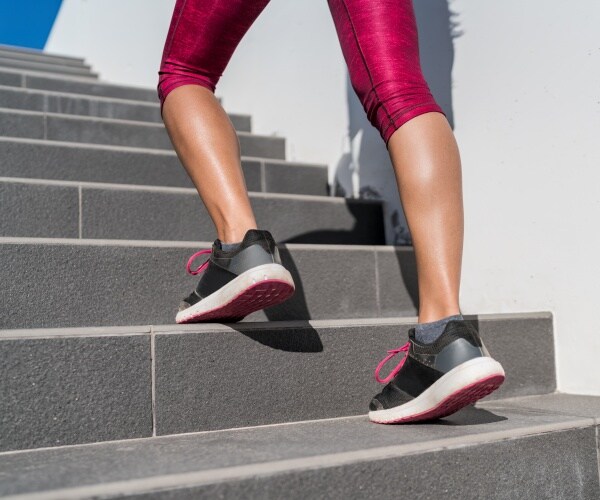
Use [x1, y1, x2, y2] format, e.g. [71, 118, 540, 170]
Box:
[432, 405, 508, 426]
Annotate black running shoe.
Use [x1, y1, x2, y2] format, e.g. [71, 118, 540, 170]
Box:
[369, 319, 505, 424]
[176, 229, 295, 324]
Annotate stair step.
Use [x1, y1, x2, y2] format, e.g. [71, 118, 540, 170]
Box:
[0, 59, 97, 78]
[0, 138, 328, 196]
[0, 313, 554, 452]
[0, 45, 86, 67]
[0, 238, 419, 328]
[0, 178, 382, 244]
[0, 86, 250, 129]
[0, 394, 596, 499]
[0, 108, 285, 158]
[0, 68, 157, 101]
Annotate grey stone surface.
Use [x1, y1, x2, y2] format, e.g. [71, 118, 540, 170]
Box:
[24, 75, 159, 102]
[249, 244, 379, 322]
[80, 187, 384, 244]
[0, 242, 382, 328]
[43, 113, 284, 158]
[0, 70, 22, 87]
[482, 393, 600, 418]
[238, 132, 285, 160]
[0, 46, 86, 66]
[0, 86, 46, 111]
[179, 428, 598, 500]
[0, 88, 249, 129]
[0, 139, 265, 191]
[376, 246, 419, 316]
[0, 57, 96, 77]
[0, 182, 78, 237]
[47, 94, 163, 122]
[0, 110, 44, 140]
[45, 114, 173, 149]
[0, 405, 595, 497]
[264, 160, 329, 196]
[473, 313, 556, 398]
[153, 314, 554, 434]
[0, 335, 152, 452]
[154, 322, 400, 434]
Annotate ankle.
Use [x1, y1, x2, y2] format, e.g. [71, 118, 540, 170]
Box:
[217, 224, 257, 244]
[417, 305, 461, 324]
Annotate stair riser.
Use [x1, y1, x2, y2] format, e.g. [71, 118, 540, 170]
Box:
[0, 58, 96, 77]
[0, 87, 251, 129]
[0, 111, 285, 158]
[0, 140, 328, 195]
[155, 428, 598, 500]
[0, 242, 418, 329]
[0, 70, 158, 102]
[0, 181, 382, 244]
[0, 315, 555, 452]
[0, 46, 86, 66]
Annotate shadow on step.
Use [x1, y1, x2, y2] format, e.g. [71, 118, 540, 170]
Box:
[232, 322, 324, 353]
[435, 405, 508, 426]
[260, 246, 313, 321]
[255, 245, 420, 321]
[280, 199, 385, 245]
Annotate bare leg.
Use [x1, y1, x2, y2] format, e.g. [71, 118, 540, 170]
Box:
[387, 112, 463, 323]
[162, 84, 257, 243]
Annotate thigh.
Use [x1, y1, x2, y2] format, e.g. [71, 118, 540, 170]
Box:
[327, 0, 438, 141]
[160, 0, 271, 89]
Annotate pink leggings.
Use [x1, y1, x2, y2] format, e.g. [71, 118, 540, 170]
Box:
[158, 0, 444, 144]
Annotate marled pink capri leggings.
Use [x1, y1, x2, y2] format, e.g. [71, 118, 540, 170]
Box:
[158, 0, 444, 145]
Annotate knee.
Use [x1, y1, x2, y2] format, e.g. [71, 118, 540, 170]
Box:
[157, 62, 217, 110]
[357, 79, 446, 145]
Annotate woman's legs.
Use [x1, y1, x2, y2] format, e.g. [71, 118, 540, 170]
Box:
[162, 86, 257, 243]
[328, 0, 504, 423]
[327, 0, 461, 324]
[387, 113, 462, 323]
[158, 0, 295, 325]
[158, 0, 271, 243]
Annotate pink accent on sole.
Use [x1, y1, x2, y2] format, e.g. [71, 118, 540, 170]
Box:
[176, 279, 294, 324]
[375, 374, 505, 424]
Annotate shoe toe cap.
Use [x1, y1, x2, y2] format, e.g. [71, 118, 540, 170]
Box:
[369, 397, 384, 411]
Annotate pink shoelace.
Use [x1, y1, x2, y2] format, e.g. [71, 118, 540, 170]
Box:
[185, 249, 212, 276]
[374, 342, 410, 384]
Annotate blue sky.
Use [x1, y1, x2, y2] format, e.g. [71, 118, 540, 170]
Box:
[0, 0, 63, 49]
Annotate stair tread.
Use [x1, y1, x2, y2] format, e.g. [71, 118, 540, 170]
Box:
[0, 176, 355, 203]
[0, 394, 596, 498]
[0, 84, 177, 107]
[0, 136, 326, 168]
[0, 45, 86, 65]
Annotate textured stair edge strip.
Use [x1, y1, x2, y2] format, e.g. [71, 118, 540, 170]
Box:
[0, 236, 403, 251]
[0, 420, 594, 500]
[0, 312, 553, 339]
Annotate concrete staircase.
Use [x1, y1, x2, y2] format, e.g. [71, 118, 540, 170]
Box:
[0, 45, 598, 499]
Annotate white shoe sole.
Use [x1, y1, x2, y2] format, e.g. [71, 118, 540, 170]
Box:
[175, 263, 295, 324]
[369, 356, 505, 424]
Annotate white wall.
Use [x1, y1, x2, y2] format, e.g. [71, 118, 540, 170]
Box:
[46, 1, 600, 394]
[451, 0, 600, 394]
